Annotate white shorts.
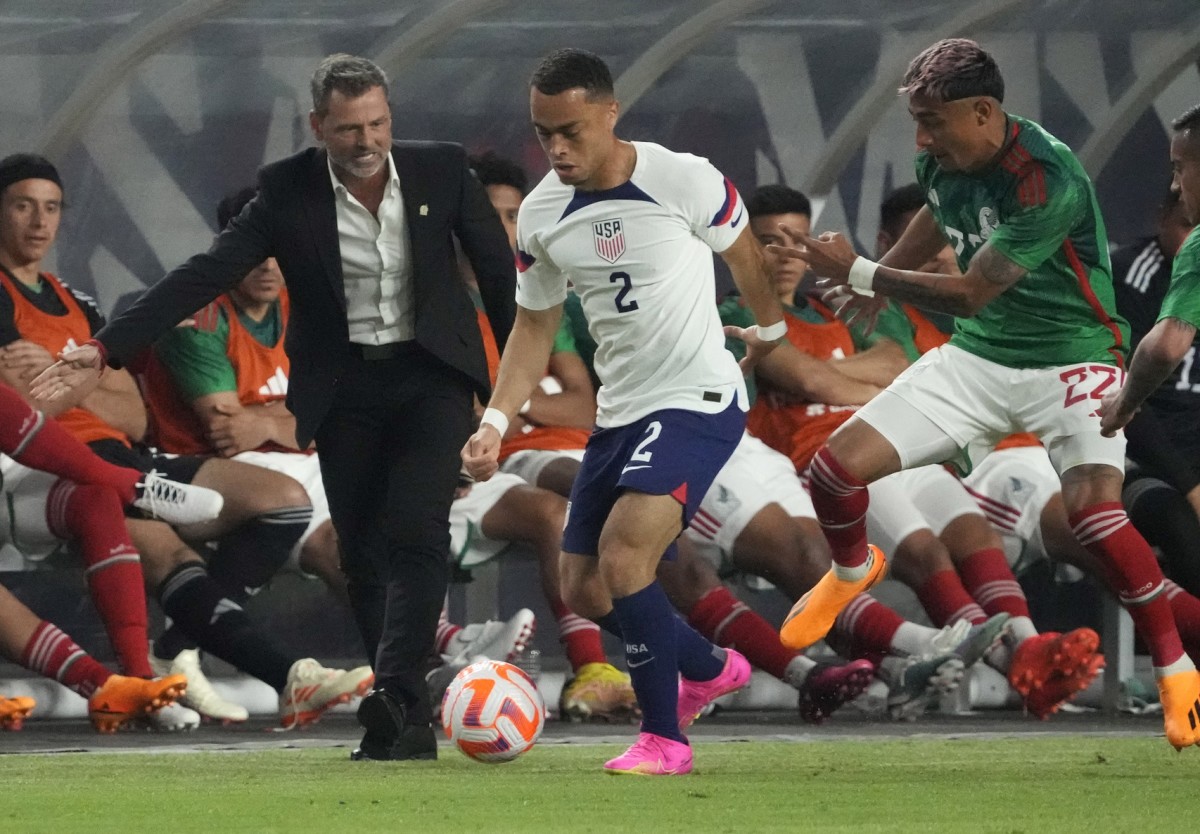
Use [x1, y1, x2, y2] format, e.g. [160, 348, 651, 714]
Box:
[857, 344, 1127, 475]
[960, 445, 1061, 573]
[865, 465, 981, 557]
[499, 448, 586, 484]
[231, 451, 328, 567]
[451, 472, 526, 569]
[683, 433, 814, 570]
[0, 456, 64, 568]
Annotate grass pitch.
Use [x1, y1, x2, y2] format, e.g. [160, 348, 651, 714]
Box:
[1, 737, 1193, 833]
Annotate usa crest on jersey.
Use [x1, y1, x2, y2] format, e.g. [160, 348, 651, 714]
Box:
[593, 218, 625, 264]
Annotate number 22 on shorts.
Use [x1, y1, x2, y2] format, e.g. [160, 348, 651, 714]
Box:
[1059, 364, 1120, 416]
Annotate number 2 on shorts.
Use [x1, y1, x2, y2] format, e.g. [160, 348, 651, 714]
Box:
[630, 421, 662, 463]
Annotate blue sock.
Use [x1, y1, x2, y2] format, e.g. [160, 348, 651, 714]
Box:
[674, 616, 726, 682]
[594, 610, 624, 639]
[611, 582, 685, 742]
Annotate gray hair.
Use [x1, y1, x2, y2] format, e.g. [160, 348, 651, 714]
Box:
[310, 54, 389, 116]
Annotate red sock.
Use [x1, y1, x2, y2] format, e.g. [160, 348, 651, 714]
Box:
[808, 447, 869, 569]
[916, 569, 988, 626]
[687, 586, 797, 680]
[833, 594, 904, 657]
[1072, 502, 1186, 668]
[20, 620, 113, 698]
[549, 599, 607, 671]
[956, 548, 1030, 619]
[1165, 580, 1200, 662]
[48, 481, 152, 678]
[435, 604, 460, 655]
[0, 384, 138, 503]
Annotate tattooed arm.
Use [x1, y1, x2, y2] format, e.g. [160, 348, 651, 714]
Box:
[771, 228, 1025, 319]
[871, 242, 1026, 317]
[1099, 316, 1197, 437]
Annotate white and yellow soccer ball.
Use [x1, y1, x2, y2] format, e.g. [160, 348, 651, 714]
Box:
[441, 659, 546, 763]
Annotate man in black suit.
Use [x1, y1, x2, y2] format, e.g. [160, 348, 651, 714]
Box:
[33, 54, 516, 761]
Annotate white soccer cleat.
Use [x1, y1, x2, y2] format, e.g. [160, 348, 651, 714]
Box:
[445, 608, 536, 662]
[133, 471, 224, 526]
[137, 701, 201, 732]
[150, 647, 249, 724]
[878, 653, 964, 721]
[279, 659, 374, 729]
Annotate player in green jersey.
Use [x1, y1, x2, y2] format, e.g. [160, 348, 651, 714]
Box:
[769, 38, 1200, 750]
[1101, 105, 1200, 438]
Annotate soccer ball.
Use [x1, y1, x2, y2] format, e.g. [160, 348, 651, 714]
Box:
[441, 659, 546, 763]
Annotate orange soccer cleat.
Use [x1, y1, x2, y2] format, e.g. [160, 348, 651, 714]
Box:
[88, 674, 188, 734]
[1, 695, 36, 731]
[780, 545, 888, 650]
[1158, 668, 1200, 751]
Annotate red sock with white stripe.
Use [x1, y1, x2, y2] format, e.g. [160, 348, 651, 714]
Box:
[1164, 579, 1200, 662]
[549, 598, 607, 672]
[0, 384, 139, 503]
[833, 594, 905, 657]
[19, 621, 112, 699]
[1071, 502, 1193, 675]
[956, 547, 1037, 641]
[916, 569, 988, 627]
[809, 447, 871, 573]
[687, 586, 797, 679]
[48, 481, 153, 678]
[435, 603, 461, 655]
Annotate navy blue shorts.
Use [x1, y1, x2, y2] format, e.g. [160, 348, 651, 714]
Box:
[561, 401, 745, 558]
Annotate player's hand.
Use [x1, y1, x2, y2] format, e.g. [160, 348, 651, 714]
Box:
[206, 403, 271, 456]
[724, 323, 783, 374]
[461, 424, 502, 482]
[0, 340, 55, 381]
[1097, 387, 1137, 438]
[819, 284, 889, 334]
[29, 342, 104, 402]
[766, 228, 858, 283]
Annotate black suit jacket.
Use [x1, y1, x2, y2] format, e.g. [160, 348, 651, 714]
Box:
[98, 141, 516, 447]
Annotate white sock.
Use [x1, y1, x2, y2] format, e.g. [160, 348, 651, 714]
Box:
[890, 622, 939, 656]
[784, 655, 817, 688]
[1155, 655, 1196, 678]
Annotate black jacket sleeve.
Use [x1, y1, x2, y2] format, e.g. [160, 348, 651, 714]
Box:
[95, 184, 273, 367]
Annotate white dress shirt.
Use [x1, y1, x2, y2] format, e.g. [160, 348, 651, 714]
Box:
[328, 153, 415, 344]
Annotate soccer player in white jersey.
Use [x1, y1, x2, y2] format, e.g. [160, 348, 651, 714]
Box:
[462, 49, 786, 776]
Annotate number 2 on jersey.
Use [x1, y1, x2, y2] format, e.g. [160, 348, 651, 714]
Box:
[610, 271, 639, 313]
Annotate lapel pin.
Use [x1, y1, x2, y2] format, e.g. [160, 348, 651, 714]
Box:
[419, 204, 429, 216]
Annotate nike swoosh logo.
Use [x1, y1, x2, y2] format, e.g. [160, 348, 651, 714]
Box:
[627, 657, 655, 669]
[622, 464, 652, 473]
[730, 207, 744, 228]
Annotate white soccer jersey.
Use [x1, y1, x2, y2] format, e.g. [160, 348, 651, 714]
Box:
[515, 141, 747, 428]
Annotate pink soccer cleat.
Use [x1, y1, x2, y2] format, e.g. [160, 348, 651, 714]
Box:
[677, 648, 751, 731]
[603, 732, 693, 776]
[797, 658, 876, 725]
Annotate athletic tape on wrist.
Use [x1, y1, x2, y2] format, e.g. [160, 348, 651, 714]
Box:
[480, 407, 509, 437]
[756, 319, 788, 342]
[847, 256, 878, 296]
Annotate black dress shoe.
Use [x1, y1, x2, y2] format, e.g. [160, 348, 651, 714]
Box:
[350, 689, 437, 761]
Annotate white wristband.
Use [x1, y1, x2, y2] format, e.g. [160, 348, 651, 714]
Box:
[480, 407, 510, 437]
[756, 319, 787, 343]
[847, 256, 878, 296]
